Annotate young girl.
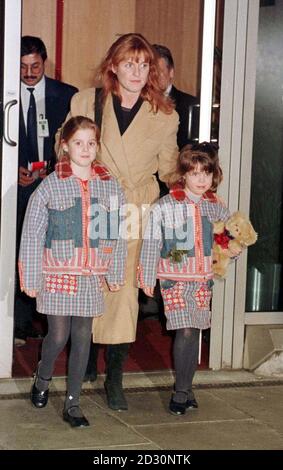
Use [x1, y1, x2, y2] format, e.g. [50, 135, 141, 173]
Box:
[19, 116, 127, 427]
[139, 142, 236, 415]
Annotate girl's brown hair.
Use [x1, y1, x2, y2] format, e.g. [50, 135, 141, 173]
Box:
[177, 142, 223, 191]
[98, 33, 174, 114]
[58, 116, 101, 161]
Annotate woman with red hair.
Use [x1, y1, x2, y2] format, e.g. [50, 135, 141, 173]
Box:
[65, 33, 179, 411]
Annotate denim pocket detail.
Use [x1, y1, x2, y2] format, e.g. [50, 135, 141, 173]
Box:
[160, 279, 177, 290]
[47, 198, 81, 248]
[161, 217, 195, 259]
[202, 216, 213, 256]
[48, 199, 76, 211]
[51, 239, 74, 261]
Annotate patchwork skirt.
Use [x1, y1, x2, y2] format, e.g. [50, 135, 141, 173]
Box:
[36, 273, 105, 317]
[159, 279, 213, 330]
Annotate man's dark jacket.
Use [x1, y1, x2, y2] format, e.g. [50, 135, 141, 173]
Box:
[170, 85, 199, 149]
[18, 76, 78, 221]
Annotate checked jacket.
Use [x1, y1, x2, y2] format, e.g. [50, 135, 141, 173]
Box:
[138, 187, 230, 288]
[19, 159, 127, 295]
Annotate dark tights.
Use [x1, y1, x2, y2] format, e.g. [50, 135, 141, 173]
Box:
[173, 327, 200, 403]
[37, 315, 92, 414]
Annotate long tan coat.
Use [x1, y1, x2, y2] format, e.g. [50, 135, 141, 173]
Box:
[68, 89, 179, 343]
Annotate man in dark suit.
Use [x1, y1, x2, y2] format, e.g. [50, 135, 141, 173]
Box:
[15, 36, 78, 345]
[153, 44, 199, 150]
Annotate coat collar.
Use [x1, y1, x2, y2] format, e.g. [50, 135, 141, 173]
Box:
[100, 95, 169, 184]
[169, 182, 218, 203]
[55, 156, 112, 180]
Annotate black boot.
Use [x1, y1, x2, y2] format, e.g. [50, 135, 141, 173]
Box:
[104, 343, 129, 411]
[83, 342, 99, 382]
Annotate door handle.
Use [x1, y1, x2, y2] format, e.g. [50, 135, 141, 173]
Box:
[4, 99, 17, 146]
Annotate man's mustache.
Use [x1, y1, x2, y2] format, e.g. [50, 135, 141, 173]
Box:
[24, 75, 37, 80]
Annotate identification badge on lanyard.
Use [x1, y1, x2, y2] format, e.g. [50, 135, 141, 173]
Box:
[37, 115, 49, 137]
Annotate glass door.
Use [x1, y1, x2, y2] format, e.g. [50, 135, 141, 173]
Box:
[210, 0, 261, 369]
[214, 0, 283, 370]
[0, 0, 22, 377]
[246, 0, 283, 319]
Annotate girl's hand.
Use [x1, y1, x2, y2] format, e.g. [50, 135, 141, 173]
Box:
[108, 284, 121, 292]
[143, 287, 154, 297]
[39, 168, 48, 180]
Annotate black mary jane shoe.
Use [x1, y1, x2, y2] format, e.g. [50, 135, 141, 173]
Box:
[63, 407, 90, 428]
[31, 383, 49, 408]
[186, 398, 198, 409]
[30, 366, 51, 408]
[169, 397, 187, 416]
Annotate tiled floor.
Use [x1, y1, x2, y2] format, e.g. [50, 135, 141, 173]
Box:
[0, 370, 282, 451]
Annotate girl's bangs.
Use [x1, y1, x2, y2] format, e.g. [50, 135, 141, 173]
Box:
[186, 156, 213, 174]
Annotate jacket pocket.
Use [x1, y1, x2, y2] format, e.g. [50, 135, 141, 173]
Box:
[45, 274, 78, 295]
[161, 218, 195, 259]
[51, 239, 74, 261]
[97, 239, 114, 266]
[48, 199, 76, 230]
[160, 280, 186, 312]
[192, 284, 212, 310]
[48, 199, 76, 211]
[46, 198, 80, 249]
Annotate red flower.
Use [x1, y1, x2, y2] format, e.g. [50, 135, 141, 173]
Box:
[214, 230, 233, 249]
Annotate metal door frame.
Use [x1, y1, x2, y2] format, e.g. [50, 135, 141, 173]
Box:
[208, 0, 278, 370]
[0, 0, 21, 377]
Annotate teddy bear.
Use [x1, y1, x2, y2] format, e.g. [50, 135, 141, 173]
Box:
[212, 211, 257, 278]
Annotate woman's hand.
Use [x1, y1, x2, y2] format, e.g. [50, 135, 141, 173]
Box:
[143, 287, 154, 297]
[108, 284, 121, 292]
